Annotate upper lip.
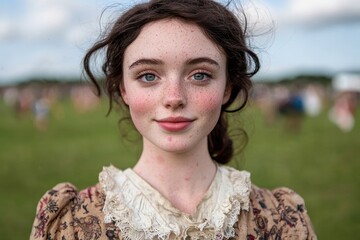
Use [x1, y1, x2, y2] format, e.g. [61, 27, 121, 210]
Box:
[156, 117, 194, 122]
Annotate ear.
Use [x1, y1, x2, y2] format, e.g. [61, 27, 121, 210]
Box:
[120, 83, 129, 105]
[222, 85, 232, 104]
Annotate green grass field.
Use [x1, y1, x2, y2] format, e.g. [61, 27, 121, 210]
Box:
[0, 98, 359, 239]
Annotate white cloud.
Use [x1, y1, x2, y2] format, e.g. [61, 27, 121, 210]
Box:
[276, 0, 360, 27]
[27, 0, 69, 29]
[0, 0, 104, 82]
[0, 19, 12, 39]
[0, 0, 100, 43]
[231, 0, 360, 30]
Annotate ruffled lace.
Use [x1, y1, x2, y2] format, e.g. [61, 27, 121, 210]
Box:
[99, 165, 251, 240]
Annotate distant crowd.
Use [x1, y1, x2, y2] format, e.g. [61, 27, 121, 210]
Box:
[1, 83, 100, 131]
[252, 81, 359, 132]
[1, 80, 359, 132]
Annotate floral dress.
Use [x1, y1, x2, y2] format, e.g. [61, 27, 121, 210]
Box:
[30, 165, 317, 239]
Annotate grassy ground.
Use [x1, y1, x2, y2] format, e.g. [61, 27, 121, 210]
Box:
[0, 98, 359, 239]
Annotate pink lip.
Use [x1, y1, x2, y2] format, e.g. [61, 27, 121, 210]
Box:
[156, 117, 194, 132]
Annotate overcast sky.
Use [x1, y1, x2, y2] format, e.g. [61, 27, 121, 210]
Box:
[1, 0, 360, 84]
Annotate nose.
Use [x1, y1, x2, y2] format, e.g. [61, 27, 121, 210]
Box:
[163, 79, 187, 110]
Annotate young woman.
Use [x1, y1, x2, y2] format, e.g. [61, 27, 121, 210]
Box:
[30, 0, 317, 239]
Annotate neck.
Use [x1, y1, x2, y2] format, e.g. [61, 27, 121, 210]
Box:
[133, 138, 217, 214]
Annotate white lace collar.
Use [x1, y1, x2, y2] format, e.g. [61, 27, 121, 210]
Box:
[99, 164, 251, 240]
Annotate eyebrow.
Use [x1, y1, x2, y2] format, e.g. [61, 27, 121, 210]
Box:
[185, 57, 220, 67]
[128, 57, 220, 69]
[129, 58, 164, 69]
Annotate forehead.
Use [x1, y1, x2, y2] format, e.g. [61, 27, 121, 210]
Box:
[124, 18, 225, 63]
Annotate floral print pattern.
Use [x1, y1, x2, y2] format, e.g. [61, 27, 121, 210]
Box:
[30, 183, 316, 239]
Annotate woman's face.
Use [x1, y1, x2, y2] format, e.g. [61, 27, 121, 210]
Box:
[122, 18, 229, 154]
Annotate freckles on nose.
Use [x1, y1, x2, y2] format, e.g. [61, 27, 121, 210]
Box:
[168, 80, 182, 91]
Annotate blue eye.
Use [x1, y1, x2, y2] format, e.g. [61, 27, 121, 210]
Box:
[192, 73, 210, 81]
[140, 73, 157, 82]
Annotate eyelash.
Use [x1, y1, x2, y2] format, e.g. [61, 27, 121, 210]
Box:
[137, 71, 158, 83]
[135, 70, 213, 84]
[191, 71, 212, 82]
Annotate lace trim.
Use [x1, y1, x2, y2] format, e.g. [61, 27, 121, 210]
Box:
[99, 165, 251, 240]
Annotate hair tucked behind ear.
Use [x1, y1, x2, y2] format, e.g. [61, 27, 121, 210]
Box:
[83, 0, 260, 165]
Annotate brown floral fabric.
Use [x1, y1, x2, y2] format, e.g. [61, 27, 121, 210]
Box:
[30, 183, 317, 240]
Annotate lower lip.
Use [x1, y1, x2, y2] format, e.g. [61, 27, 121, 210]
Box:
[157, 121, 192, 132]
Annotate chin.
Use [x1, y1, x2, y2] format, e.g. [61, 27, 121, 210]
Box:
[156, 141, 197, 154]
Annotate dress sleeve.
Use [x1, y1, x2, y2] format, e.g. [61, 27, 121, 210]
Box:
[272, 187, 317, 239]
[243, 186, 317, 240]
[30, 183, 115, 240]
[30, 183, 78, 239]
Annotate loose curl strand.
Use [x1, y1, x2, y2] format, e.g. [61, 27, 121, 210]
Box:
[83, 0, 260, 164]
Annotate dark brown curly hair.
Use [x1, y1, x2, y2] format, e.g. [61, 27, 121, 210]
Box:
[83, 0, 260, 164]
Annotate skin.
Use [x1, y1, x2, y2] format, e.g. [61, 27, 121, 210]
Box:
[121, 18, 230, 214]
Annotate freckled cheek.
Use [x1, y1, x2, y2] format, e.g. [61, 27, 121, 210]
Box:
[195, 91, 224, 114]
[127, 94, 154, 122]
[127, 89, 152, 109]
[129, 100, 151, 113]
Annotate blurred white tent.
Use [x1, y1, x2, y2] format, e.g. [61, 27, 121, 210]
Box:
[332, 73, 360, 92]
[329, 73, 359, 132]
